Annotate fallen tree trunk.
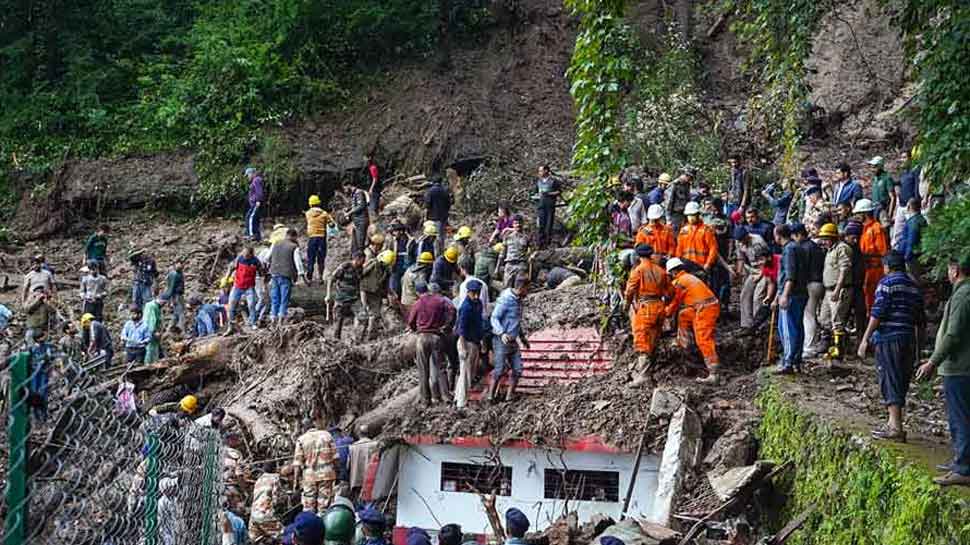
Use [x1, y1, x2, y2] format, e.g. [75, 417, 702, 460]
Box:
[355, 386, 420, 434]
[531, 247, 594, 270]
[124, 336, 243, 390]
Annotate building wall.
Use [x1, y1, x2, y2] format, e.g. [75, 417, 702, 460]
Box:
[395, 444, 660, 534]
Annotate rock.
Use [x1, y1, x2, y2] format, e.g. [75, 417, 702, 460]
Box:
[645, 405, 702, 527]
[707, 461, 773, 502]
[596, 518, 665, 545]
[703, 421, 756, 474]
[649, 388, 684, 418]
[633, 520, 681, 544]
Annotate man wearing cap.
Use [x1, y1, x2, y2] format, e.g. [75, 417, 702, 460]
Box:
[245, 167, 264, 241]
[80, 313, 113, 367]
[818, 223, 853, 359]
[505, 507, 530, 545]
[726, 155, 749, 217]
[490, 277, 531, 401]
[330, 253, 364, 340]
[793, 223, 826, 358]
[79, 260, 109, 322]
[142, 289, 168, 364]
[665, 258, 721, 384]
[358, 506, 387, 545]
[733, 225, 769, 332]
[625, 244, 673, 387]
[535, 165, 561, 248]
[425, 177, 453, 255]
[867, 156, 896, 228]
[664, 170, 692, 234]
[305, 195, 333, 283]
[855, 198, 888, 311]
[360, 250, 395, 340]
[675, 202, 719, 278]
[431, 246, 461, 296]
[401, 252, 434, 315]
[916, 256, 970, 486]
[857, 251, 924, 442]
[635, 205, 676, 261]
[500, 215, 531, 288]
[286, 511, 326, 545]
[648, 173, 669, 205]
[249, 461, 284, 542]
[772, 224, 808, 374]
[294, 419, 338, 514]
[129, 250, 158, 311]
[387, 222, 412, 299]
[455, 279, 486, 409]
[408, 280, 456, 404]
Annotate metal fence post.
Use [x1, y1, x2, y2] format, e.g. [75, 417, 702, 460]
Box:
[144, 432, 160, 545]
[5, 352, 30, 545]
[199, 430, 218, 545]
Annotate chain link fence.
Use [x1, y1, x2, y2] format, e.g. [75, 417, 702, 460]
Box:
[2, 346, 225, 545]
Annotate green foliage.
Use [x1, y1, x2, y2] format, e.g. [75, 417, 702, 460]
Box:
[920, 191, 970, 272]
[758, 386, 970, 544]
[564, 0, 635, 244]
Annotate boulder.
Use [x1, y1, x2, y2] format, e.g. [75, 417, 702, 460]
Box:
[702, 420, 756, 475]
[707, 461, 774, 502]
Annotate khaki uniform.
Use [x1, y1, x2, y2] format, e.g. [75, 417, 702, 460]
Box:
[502, 231, 530, 287]
[248, 473, 283, 542]
[222, 447, 248, 515]
[820, 241, 852, 333]
[293, 429, 337, 513]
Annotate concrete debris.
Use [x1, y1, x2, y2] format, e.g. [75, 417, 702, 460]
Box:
[649, 388, 685, 418]
[596, 518, 675, 545]
[646, 406, 702, 527]
[707, 461, 774, 502]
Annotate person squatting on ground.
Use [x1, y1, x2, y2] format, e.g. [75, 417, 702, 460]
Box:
[625, 244, 672, 387]
[665, 258, 720, 384]
[857, 251, 924, 443]
[490, 277, 530, 402]
[408, 281, 456, 405]
[293, 418, 338, 514]
[79, 312, 113, 367]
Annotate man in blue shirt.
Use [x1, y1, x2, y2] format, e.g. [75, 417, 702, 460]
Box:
[858, 251, 924, 443]
[489, 277, 531, 402]
[455, 280, 486, 409]
[895, 198, 928, 283]
[773, 224, 809, 374]
[121, 305, 151, 363]
[831, 163, 863, 207]
[744, 208, 776, 249]
[761, 181, 794, 226]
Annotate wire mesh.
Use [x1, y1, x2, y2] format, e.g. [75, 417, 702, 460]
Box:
[1, 345, 225, 545]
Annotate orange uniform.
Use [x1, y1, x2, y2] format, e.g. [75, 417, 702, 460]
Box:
[625, 259, 673, 355]
[860, 218, 888, 311]
[665, 271, 720, 368]
[635, 222, 677, 258]
[675, 222, 719, 269]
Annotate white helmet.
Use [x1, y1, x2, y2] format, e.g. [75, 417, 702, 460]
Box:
[684, 201, 701, 215]
[852, 198, 875, 214]
[647, 204, 665, 220]
[666, 257, 685, 274]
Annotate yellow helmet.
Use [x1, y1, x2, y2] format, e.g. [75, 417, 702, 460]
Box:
[379, 250, 397, 267]
[455, 226, 473, 241]
[444, 246, 460, 264]
[819, 223, 839, 238]
[417, 251, 434, 264]
[493, 242, 505, 253]
[179, 395, 199, 415]
[80, 313, 95, 325]
[219, 275, 233, 289]
[423, 221, 438, 237]
[370, 233, 385, 245]
[308, 194, 321, 207]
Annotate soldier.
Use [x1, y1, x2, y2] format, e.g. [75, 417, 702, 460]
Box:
[248, 461, 284, 543]
[293, 419, 338, 514]
[222, 432, 249, 516]
[360, 250, 396, 340]
[329, 253, 364, 340]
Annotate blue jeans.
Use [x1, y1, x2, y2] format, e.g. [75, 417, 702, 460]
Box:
[269, 276, 292, 319]
[307, 237, 327, 280]
[778, 295, 807, 370]
[389, 268, 404, 298]
[131, 282, 153, 311]
[944, 375, 970, 476]
[492, 335, 523, 381]
[246, 205, 262, 241]
[228, 286, 258, 325]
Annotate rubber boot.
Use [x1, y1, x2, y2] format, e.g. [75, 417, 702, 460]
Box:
[505, 378, 518, 402]
[696, 368, 719, 385]
[629, 354, 651, 388]
[334, 315, 345, 340]
[827, 332, 844, 361]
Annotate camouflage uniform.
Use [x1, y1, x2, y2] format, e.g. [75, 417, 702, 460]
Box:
[248, 472, 283, 543]
[293, 429, 337, 513]
[222, 447, 249, 515]
[502, 231, 530, 287]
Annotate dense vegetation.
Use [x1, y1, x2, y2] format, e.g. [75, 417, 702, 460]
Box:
[0, 0, 491, 206]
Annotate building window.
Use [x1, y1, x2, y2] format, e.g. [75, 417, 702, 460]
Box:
[543, 469, 620, 502]
[440, 462, 512, 496]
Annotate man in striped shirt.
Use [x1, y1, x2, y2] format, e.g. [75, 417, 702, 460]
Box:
[858, 250, 924, 442]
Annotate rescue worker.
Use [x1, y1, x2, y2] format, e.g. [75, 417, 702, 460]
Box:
[535, 164, 561, 248]
[648, 173, 670, 205]
[188, 295, 224, 338]
[290, 511, 326, 545]
[387, 222, 411, 299]
[665, 258, 720, 384]
[80, 313, 113, 367]
[401, 252, 434, 313]
[474, 243, 502, 293]
[424, 177, 452, 255]
[330, 253, 364, 340]
[625, 244, 673, 387]
[675, 202, 719, 276]
[408, 280, 455, 404]
[772, 224, 808, 374]
[635, 204, 676, 260]
[734, 226, 769, 333]
[294, 418, 338, 514]
[129, 249, 158, 311]
[664, 169, 693, 234]
[22, 255, 55, 306]
[855, 198, 888, 311]
[224, 246, 261, 334]
[79, 261, 108, 321]
[345, 180, 370, 256]
[322, 500, 356, 545]
[305, 194, 333, 283]
[846, 221, 869, 340]
[358, 506, 388, 545]
[500, 215, 531, 288]
[365, 233, 385, 261]
[360, 250, 395, 340]
[409, 221, 438, 264]
[142, 290, 167, 364]
[454, 279, 486, 409]
[249, 462, 284, 543]
[453, 225, 476, 273]
[490, 277, 531, 401]
[818, 223, 852, 360]
[367, 155, 382, 215]
[431, 246, 461, 296]
[222, 432, 249, 515]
